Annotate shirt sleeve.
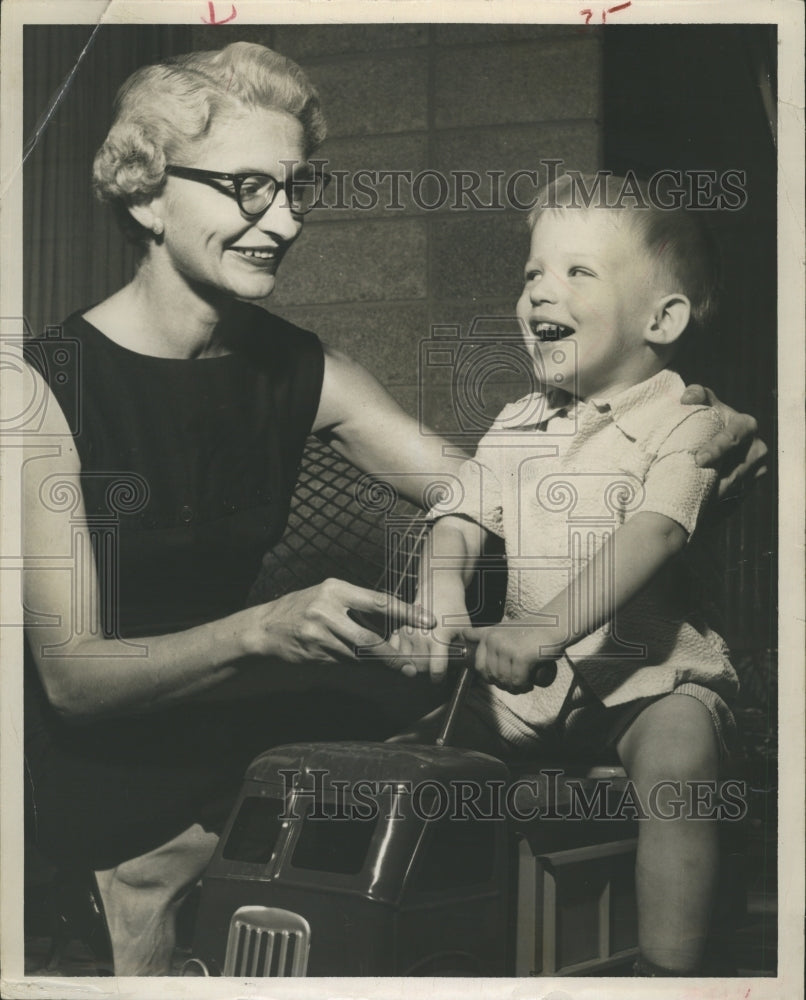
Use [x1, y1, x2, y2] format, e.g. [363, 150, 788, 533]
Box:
[639, 407, 722, 536]
[427, 432, 505, 537]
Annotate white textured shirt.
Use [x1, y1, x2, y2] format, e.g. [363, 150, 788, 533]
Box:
[429, 369, 739, 737]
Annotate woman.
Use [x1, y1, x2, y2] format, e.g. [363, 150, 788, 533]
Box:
[23, 41, 765, 975]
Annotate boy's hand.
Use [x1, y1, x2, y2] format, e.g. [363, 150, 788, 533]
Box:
[458, 622, 560, 692]
[681, 384, 768, 500]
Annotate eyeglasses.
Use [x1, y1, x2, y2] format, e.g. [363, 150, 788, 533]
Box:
[164, 165, 332, 217]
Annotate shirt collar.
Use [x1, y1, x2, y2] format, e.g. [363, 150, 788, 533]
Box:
[494, 369, 686, 435]
[588, 369, 687, 438]
[492, 388, 572, 430]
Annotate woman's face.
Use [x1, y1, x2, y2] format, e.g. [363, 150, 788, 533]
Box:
[150, 107, 306, 301]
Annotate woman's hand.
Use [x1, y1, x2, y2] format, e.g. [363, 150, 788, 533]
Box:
[681, 384, 768, 500]
[391, 607, 472, 684]
[240, 578, 435, 671]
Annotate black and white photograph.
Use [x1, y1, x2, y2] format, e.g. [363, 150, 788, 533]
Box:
[0, 1, 802, 997]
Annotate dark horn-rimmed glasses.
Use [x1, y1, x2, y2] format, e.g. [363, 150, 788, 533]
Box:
[164, 164, 332, 217]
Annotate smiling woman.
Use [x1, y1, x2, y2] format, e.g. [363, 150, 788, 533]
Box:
[88, 93, 313, 351]
[22, 41, 457, 976]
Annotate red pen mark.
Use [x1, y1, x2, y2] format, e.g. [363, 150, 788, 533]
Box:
[606, 1, 632, 17]
[579, 1, 631, 23]
[201, 2, 237, 24]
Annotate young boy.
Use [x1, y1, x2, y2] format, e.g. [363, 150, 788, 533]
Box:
[394, 173, 740, 976]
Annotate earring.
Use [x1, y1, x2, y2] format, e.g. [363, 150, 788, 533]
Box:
[152, 219, 164, 237]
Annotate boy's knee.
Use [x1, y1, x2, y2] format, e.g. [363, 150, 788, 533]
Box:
[621, 695, 720, 787]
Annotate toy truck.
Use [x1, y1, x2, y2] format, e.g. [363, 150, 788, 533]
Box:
[188, 736, 643, 977]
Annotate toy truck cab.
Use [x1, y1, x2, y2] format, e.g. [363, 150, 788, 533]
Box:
[192, 741, 511, 977]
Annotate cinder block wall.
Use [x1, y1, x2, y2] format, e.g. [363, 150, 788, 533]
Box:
[25, 23, 602, 442]
[191, 24, 603, 442]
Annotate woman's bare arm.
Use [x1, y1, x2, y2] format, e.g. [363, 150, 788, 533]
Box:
[23, 371, 431, 722]
[314, 344, 468, 508]
[23, 386, 250, 718]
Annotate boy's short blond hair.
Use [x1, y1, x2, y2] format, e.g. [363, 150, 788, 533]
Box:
[528, 173, 721, 331]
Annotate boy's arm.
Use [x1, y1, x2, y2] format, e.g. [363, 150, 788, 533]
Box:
[393, 430, 505, 681]
[394, 514, 491, 682]
[460, 511, 687, 691]
[538, 511, 688, 653]
[422, 514, 489, 604]
[461, 405, 722, 691]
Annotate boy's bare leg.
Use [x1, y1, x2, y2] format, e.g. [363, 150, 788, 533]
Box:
[94, 823, 218, 975]
[617, 695, 720, 974]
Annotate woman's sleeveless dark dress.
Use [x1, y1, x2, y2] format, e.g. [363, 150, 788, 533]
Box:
[24, 302, 328, 870]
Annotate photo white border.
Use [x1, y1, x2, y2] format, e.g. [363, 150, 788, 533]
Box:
[1, 1, 803, 998]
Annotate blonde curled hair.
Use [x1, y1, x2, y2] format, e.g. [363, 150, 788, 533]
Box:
[93, 42, 326, 241]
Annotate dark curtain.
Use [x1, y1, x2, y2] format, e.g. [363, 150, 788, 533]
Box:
[602, 27, 778, 938]
[23, 25, 194, 337]
[603, 25, 777, 711]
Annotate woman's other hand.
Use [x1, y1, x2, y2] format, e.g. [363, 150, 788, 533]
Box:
[241, 579, 435, 671]
[681, 384, 769, 500]
[391, 609, 472, 685]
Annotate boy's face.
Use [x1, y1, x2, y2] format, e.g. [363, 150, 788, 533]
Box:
[517, 209, 665, 399]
